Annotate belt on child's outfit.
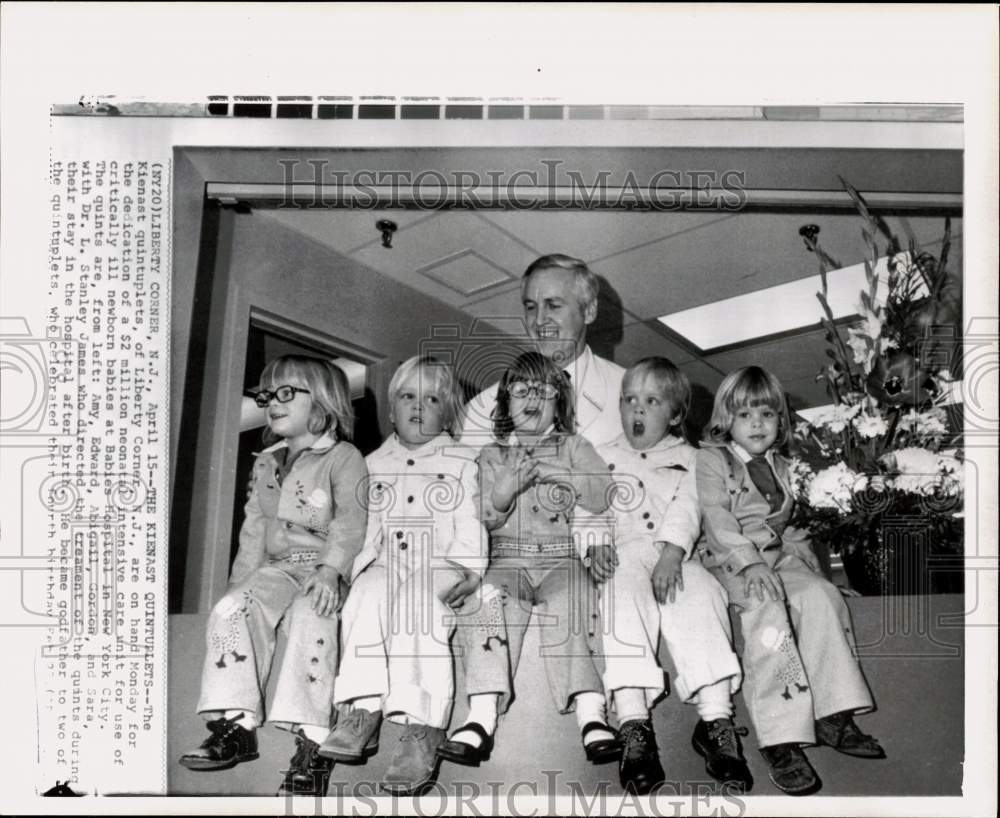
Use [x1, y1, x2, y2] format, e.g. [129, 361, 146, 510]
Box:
[268, 549, 321, 566]
[492, 536, 576, 557]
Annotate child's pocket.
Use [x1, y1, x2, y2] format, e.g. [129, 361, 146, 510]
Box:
[255, 463, 281, 516]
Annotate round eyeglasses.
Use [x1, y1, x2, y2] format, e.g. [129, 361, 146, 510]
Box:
[253, 385, 312, 408]
[507, 381, 559, 400]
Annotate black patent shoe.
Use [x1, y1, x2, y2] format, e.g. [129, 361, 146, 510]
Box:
[759, 743, 821, 796]
[815, 711, 886, 759]
[179, 713, 259, 771]
[618, 719, 665, 795]
[691, 718, 754, 792]
[437, 722, 495, 767]
[581, 720, 623, 765]
[277, 730, 334, 797]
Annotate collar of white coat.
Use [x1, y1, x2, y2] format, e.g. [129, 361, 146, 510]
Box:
[606, 432, 687, 456]
[566, 344, 608, 414]
[383, 431, 456, 458]
[259, 431, 337, 455]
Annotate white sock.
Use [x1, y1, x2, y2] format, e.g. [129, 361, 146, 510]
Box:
[614, 687, 650, 726]
[574, 691, 615, 745]
[351, 695, 382, 714]
[450, 693, 498, 748]
[299, 723, 330, 745]
[220, 709, 258, 730]
[695, 680, 734, 723]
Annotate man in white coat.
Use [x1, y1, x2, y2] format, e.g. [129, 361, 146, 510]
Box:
[459, 254, 624, 449]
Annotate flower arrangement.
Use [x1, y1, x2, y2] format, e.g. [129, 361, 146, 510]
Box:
[790, 180, 963, 593]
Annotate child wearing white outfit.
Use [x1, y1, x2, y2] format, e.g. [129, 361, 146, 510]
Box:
[594, 357, 752, 794]
[320, 356, 488, 795]
[178, 355, 368, 798]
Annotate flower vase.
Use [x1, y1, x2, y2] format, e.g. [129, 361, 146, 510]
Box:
[841, 517, 961, 595]
[841, 519, 929, 595]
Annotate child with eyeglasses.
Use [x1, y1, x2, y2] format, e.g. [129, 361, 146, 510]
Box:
[178, 355, 368, 798]
[437, 351, 620, 768]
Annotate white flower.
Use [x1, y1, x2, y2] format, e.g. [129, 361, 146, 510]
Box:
[807, 462, 868, 511]
[817, 403, 862, 434]
[900, 408, 947, 438]
[853, 413, 889, 439]
[883, 447, 964, 497]
[306, 488, 329, 508]
[846, 328, 874, 368]
[889, 251, 914, 276]
[786, 457, 815, 498]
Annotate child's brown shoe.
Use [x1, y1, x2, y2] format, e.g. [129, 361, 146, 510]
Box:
[178, 713, 259, 771]
[759, 743, 821, 795]
[380, 724, 445, 795]
[319, 707, 382, 762]
[815, 711, 885, 758]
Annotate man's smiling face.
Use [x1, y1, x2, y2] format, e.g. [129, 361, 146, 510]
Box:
[521, 266, 596, 368]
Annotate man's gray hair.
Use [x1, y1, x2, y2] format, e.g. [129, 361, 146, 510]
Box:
[521, 253, 600, 311]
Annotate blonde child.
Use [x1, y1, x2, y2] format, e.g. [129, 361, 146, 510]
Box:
[594, 357, 751, 794]
[437, 351, 620, 767]
[320, 356, 487, 795]
[697, 365, 884, 795]
[178, 355, 368, 798]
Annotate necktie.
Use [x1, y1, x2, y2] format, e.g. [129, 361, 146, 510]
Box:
[746, 455, 784, 513]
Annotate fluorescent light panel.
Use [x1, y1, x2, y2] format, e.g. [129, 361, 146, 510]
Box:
[658, 254, 923, 351]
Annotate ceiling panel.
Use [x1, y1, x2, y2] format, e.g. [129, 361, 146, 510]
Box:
[594, 319, 698, 367]
[704, 329, 832, 383]
[588, 213, 959, 321]
[478, 210, 729, 265]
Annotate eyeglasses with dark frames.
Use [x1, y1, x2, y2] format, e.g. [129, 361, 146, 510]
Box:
[507, 381, 559, 400]
[253, 385, 312, 408]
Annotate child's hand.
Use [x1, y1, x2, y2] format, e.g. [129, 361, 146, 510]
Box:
[532, 459, 564, 485]
[488, 447, 539, 512]
[587, 544, 618, 582]
[651, 543, 686, 604]
[740, 563, 785, 602]
[440, 568, 481, 609]
[303, 565, 344, 618]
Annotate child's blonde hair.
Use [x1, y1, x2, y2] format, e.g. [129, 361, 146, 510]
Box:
[388, 355, 462, 436]
[624, 356, 691, 437]
[259, 355, 354, 444]
[705, 365, 792, 449]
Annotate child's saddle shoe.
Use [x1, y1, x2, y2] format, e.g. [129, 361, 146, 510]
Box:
[692, 718, 753, 792]
[319, 707, 382, 762]
[759, 743, 821, 796]
[618, 719, 665, 795]
[178, 713, 259, 771]
[814, 711, 886, 758]
[277, 730, 334, 797]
